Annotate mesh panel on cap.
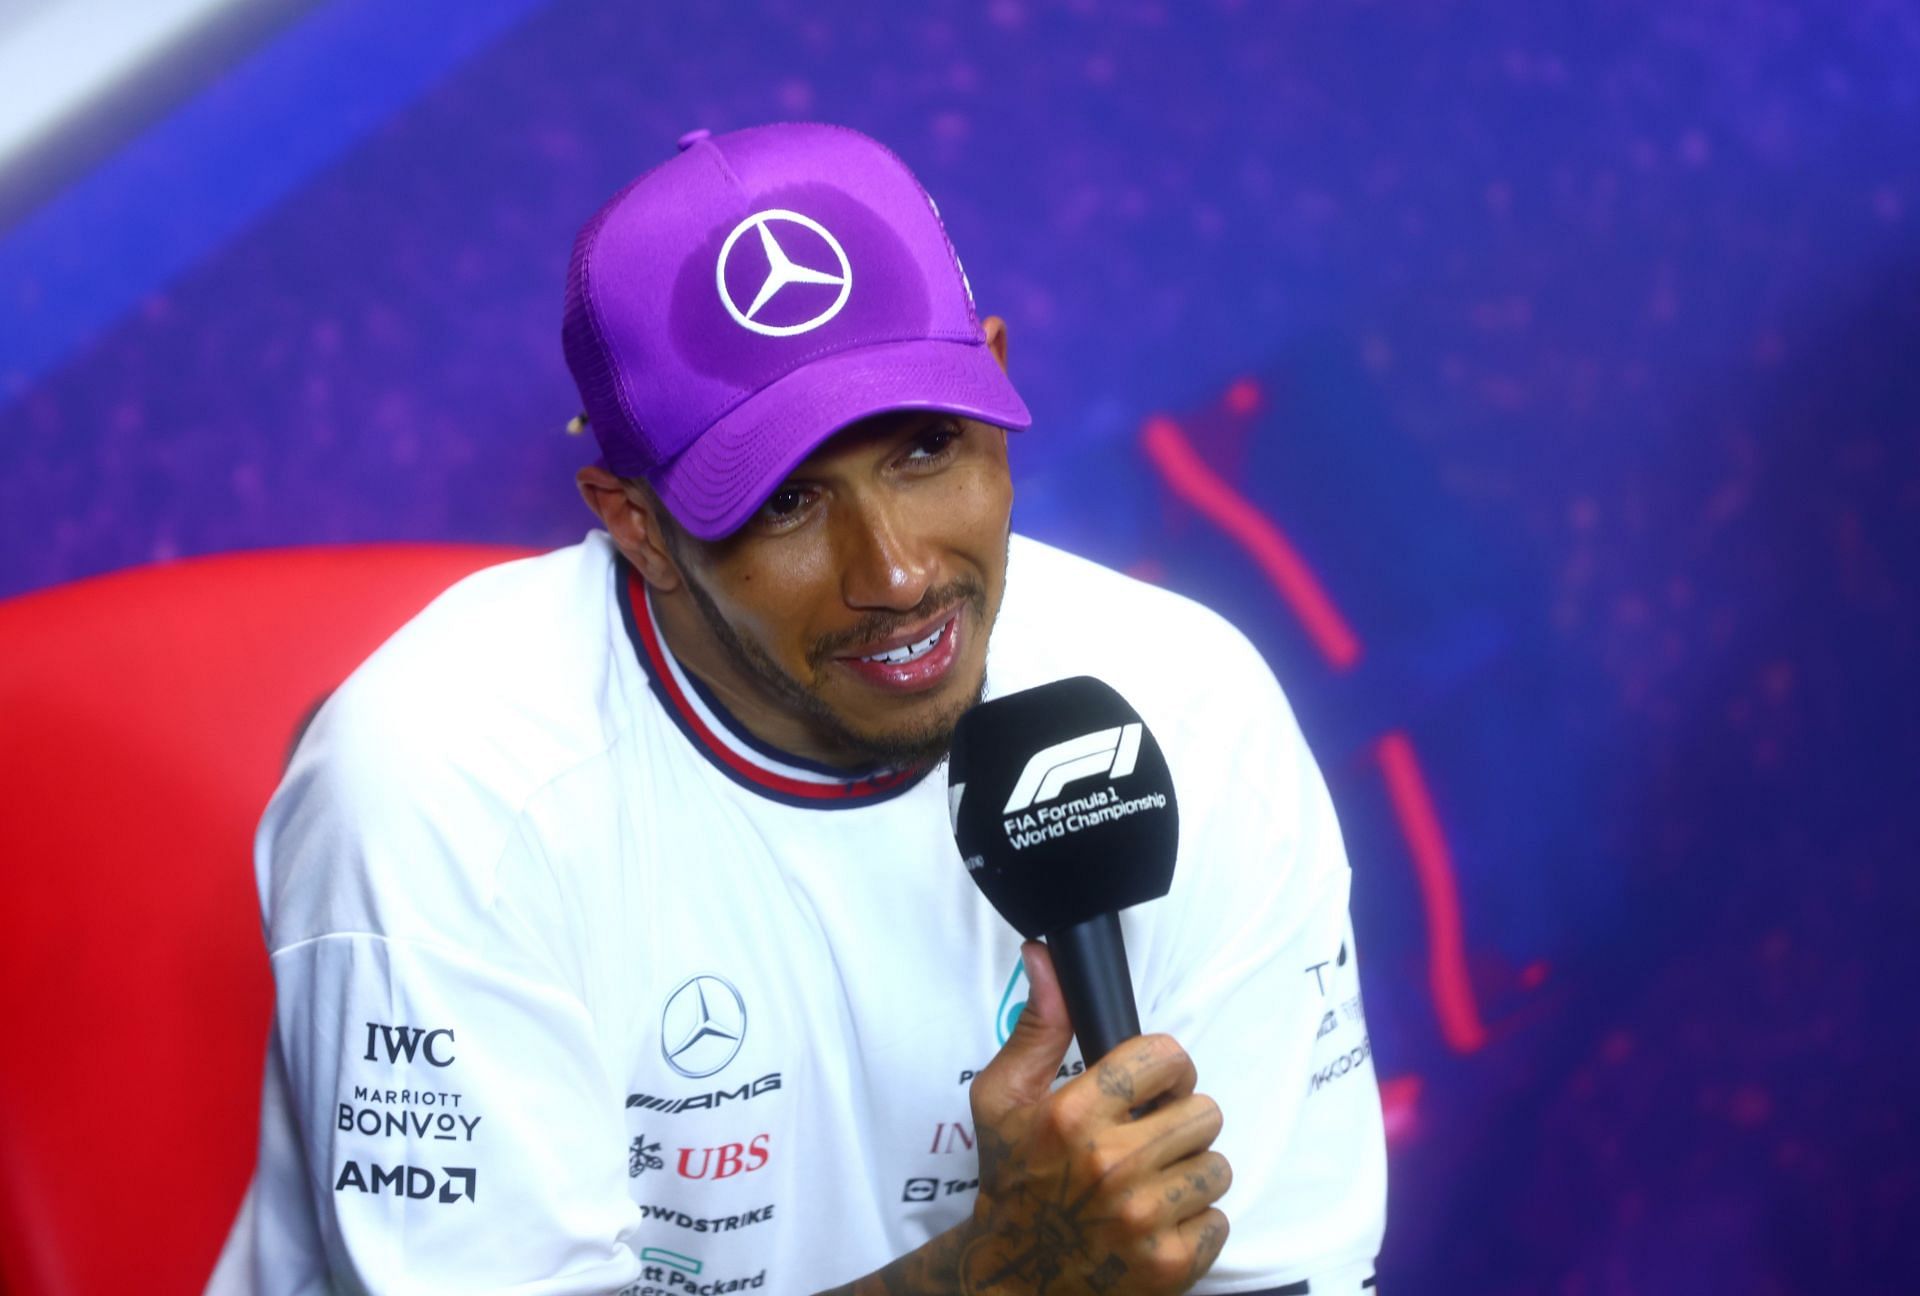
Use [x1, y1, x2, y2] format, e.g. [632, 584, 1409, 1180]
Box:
[561, 172, 652, 474]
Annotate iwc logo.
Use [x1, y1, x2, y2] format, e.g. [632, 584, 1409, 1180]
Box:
[715, 209, 852, 337]
[661, 974, 747, 1078]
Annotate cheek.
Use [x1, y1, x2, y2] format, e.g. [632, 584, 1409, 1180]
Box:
[950, 465, 1014, 567]
[920, 460, 1013, 546]
[716, 552, 840, 661]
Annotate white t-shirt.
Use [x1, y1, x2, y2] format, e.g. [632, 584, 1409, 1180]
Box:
[208, 531, 1386, 1295]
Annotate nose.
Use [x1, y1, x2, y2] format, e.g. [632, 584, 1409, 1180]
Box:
[837, 493, 935, 613]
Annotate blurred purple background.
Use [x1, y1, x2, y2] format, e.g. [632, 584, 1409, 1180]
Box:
[4, 1, 1915, 1290]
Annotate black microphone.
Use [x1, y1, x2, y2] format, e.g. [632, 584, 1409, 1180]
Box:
[947, 676, 1179, 1067]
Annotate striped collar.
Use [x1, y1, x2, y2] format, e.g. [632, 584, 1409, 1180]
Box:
[617, 563, 931, 809]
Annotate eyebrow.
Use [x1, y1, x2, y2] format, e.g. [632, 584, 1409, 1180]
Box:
[776, 412, 959, 485]
[837, 409, 956, 448]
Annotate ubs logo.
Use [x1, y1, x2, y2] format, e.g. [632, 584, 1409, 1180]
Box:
[661, 974, 747, 1078]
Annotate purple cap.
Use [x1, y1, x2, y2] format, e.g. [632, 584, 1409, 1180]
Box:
[562, 122, 1032, 540]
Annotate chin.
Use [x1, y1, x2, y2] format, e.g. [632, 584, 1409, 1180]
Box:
[832, 672, 985, 769]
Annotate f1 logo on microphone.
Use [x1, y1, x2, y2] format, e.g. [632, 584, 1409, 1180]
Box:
[1001, 724, 1143, 814]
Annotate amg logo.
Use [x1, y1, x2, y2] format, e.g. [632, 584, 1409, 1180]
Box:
[627, 1071, 781, 1114]
[333, 1160, 476, 1203]
[363, 1021, 456, 1068]
[1002, 724, 1142, 813]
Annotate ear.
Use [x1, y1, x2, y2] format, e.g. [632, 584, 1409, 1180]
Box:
[576, 465, 684, 592]
[982, 314, 1009, 373]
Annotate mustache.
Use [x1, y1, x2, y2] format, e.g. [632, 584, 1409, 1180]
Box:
[807, 579, 988, 669]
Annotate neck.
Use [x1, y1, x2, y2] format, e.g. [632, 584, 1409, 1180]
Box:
[647, 581, 879, 773]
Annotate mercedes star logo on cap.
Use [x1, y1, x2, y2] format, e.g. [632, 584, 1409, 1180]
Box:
[715, 208, 853, 337]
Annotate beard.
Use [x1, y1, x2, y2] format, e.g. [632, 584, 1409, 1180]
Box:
[673, 567, 992, 771]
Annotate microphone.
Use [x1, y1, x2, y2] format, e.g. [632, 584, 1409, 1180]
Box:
[947, 676, 1179, 1068]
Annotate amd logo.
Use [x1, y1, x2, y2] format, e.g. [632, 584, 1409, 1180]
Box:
[334, 1160, 476, 1203]
[363, 1022, 457, 1068]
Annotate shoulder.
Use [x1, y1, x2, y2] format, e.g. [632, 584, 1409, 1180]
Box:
[258, 534, 629, 950]
[992, 533, 1326, 839]
[994, 532, 1285, 718]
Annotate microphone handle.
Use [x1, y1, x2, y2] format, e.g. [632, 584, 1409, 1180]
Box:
[1045, 910, 1141, 1068]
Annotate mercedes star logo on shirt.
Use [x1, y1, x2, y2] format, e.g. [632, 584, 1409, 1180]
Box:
[660, 973, 748, 1078]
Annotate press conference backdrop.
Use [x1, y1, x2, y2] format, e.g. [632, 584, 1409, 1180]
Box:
[3, 1, 1914, 1290]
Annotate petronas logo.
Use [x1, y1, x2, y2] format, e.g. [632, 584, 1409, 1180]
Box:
[995, 958, 1029, 1046]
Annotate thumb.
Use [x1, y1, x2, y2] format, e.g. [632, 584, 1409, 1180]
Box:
[972, 940, 1074, 1119]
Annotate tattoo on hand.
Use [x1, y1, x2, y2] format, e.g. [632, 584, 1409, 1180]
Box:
[1190, 1219, 1227, 1280]
[1087, 1255, 1128, 1293]
[961, 1172, 1105, 1295]
[975, 1124, 1016, 1191]
[1095, 1062, 1136, 1104]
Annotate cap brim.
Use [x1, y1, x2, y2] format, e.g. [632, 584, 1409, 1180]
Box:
[652, 337, 1032, 540]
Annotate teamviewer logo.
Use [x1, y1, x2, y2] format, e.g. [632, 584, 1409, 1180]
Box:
[1001, 724, 1143, 814]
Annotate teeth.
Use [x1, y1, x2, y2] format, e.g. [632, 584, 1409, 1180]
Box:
[862, 622, 945, 665]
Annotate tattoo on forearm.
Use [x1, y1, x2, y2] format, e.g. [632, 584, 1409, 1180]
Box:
[812, 1227, 968, 1296]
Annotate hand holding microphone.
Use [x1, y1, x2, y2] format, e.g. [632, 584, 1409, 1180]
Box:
[946, 678, 1231, 1292]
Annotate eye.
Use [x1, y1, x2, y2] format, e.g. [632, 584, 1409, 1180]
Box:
[904, 421, 964, 464]
[755, 484, 815, 528]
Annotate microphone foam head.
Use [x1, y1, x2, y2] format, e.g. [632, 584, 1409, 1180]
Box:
[946, 676, 1178, 939]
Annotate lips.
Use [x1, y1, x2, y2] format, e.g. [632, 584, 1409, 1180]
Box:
[835, 609, 964, 693]
[837, 604, 958, 661]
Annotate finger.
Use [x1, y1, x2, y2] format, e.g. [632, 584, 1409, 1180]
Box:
[1067, 1032, 1198, 1123]
[1140, 1150, 1233, 1223]
[1087, 1093, 1224, 1181]
[1175, 1206, 1231, 1284]
[970, 941, 1074, 1121]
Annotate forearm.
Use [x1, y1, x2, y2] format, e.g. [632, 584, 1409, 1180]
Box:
[812, 1219, 972, 1296]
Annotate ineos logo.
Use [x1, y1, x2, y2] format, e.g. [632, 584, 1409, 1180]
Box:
[660, 974, 747, 1078]
[1001, 723, 1143, 813]
[715, 209, 852, 337]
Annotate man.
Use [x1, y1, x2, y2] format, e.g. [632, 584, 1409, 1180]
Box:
[210, 122, 1385, 1294]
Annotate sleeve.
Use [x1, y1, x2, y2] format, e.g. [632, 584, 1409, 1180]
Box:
[268, 931, 643, 1294]
[1137, 633, 1388, 1295]
[241, 703, 646, 1294]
